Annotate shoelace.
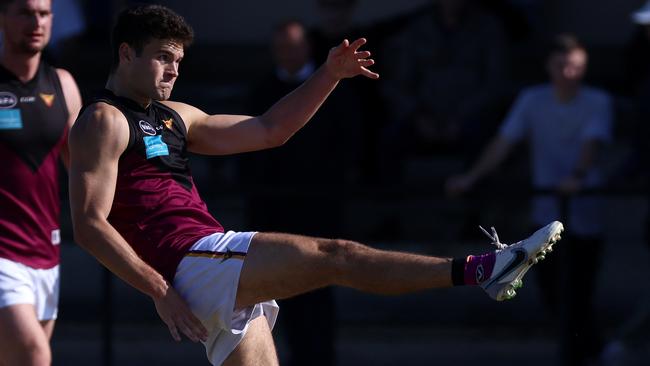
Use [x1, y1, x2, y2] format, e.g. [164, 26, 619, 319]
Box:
[479, 225, 508, 250]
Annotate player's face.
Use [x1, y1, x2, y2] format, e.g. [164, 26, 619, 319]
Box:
[547, 49, 587, 88]
[1, 0, 53, 55]
[130, 39, 184, 101]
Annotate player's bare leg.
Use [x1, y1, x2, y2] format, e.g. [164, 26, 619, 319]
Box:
[40, 319, 55, 341]
[222, 316, 279, 366]
[0, 304, 51, 366]
[236, 221, 564, 307]
[236, 233, 453, 308]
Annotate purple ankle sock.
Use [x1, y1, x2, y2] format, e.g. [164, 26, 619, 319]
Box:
[464, 252, 496, 285]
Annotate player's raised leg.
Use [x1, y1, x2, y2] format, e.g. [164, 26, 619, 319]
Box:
[236, 232, 452, 308]
[236, 221, 564, 308]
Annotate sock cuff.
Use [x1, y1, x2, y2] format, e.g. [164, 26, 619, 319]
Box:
[451, 257, 467, 286]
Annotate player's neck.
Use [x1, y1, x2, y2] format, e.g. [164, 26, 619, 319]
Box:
[106, 74, 152, 109]
[0, 49, 41, 83]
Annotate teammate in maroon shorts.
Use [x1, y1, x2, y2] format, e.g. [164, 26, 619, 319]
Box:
[0, 0, 82, 364]
[69, 5, 562, 365]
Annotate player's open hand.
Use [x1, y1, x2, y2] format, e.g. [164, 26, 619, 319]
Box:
[325, 38, 379, 80]
[153, 285, 208, 343]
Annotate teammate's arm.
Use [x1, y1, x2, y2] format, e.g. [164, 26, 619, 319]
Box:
[168, 38, 378, 156]
[68, 105, 207, 342]
[56, 68, 82, 170]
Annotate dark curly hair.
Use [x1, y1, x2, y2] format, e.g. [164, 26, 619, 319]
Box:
[110, 4, 194, 72]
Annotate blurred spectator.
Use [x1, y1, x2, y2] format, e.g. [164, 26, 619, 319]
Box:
[240, 19, 363, 366]
[309, 0, 418, 182]
[446, 34, 612, 366]
[379, 0, 511, 179]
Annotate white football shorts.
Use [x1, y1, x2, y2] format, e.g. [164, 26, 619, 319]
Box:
[173, 231, 279, 365]
[0, 257, 60, 320]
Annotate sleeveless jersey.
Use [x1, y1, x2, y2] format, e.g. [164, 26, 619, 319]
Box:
[84, 90, 224, 281]
[0, 61, 69, 269]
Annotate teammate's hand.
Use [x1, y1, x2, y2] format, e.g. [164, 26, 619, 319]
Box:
[325, 38, 379, 80]
[153, 285, 208, 343]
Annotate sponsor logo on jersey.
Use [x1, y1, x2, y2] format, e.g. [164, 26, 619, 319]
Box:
[139, 120, 157, 136]
[39, 93, 55, 107]
[143, 135, 169, 158]
[0, 109, 22, 129]
[162, 118, 173, 130]
[0, 91, 18, 108]
[20, 96, 36, 103]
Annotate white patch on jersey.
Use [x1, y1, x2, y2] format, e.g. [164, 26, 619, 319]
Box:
[51, 229, 61, 245]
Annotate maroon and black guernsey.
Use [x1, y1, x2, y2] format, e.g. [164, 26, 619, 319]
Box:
[82, 90, 224, 281]
[0, 61, 68, 269]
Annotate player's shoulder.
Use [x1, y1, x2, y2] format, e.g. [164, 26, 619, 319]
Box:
[54, 67, 76, 83]
[76, 102, 128, 132]
[54, 68, 82, 115]
[54, 68, 80, 93]
[70, 101, 130, 154]
[69, 102, 129, 160]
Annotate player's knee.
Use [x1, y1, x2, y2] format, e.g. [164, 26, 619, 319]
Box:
[318, 238, 364, 267]
[31, 347, 51, 366]
[27, 343, 51, 366]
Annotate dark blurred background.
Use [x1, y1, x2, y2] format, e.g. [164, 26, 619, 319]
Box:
[46, 0, 649, 365]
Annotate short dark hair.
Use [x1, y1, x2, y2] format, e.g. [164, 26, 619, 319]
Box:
[548, 33, 585, 56]
[110, 4, 194, 72]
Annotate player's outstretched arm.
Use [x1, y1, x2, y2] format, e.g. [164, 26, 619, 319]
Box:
[171, 37, 378, 156]
[68, 105, 207, 343]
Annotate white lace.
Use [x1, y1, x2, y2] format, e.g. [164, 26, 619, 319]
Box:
[479, 225, 508, 250]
